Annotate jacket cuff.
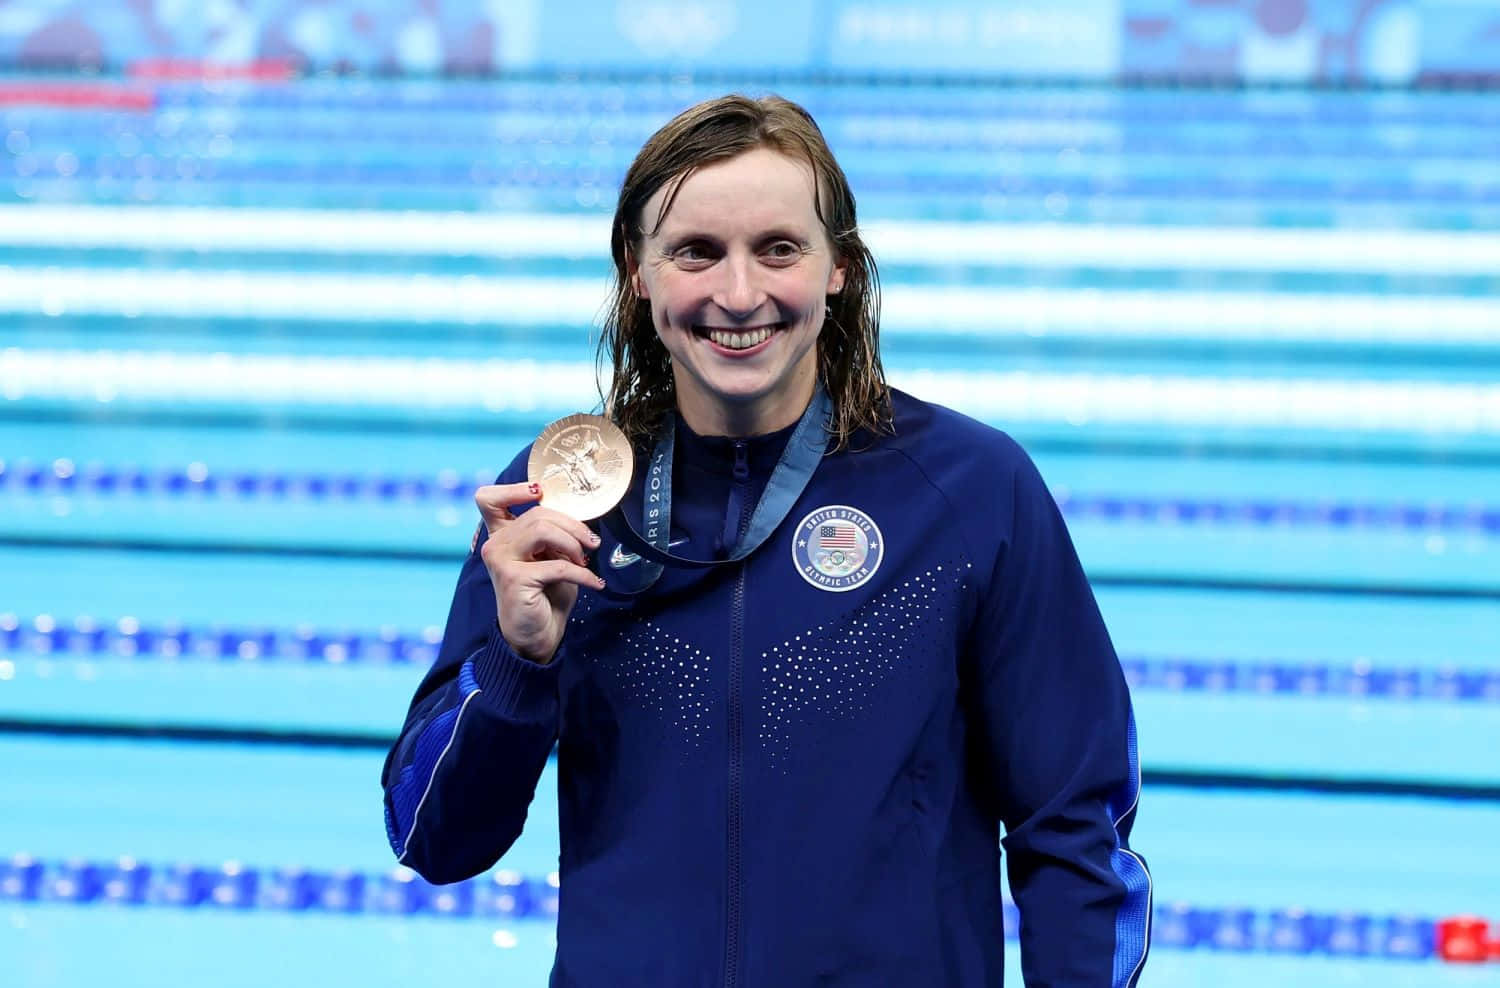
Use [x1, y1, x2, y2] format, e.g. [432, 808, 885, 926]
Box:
[468, 626, 562, 722]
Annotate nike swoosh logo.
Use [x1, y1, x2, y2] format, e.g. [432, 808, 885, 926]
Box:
[608, 538, 689, 569]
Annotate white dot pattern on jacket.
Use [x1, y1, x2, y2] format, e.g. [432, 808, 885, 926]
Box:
[758, 563, 966, 771]
[572, 601, 715, 750]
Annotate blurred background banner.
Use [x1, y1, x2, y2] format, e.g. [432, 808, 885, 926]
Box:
[0, 0, 1498, 83]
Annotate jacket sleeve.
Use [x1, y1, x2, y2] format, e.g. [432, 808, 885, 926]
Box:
[968, 442, 1152, 987]
[380, 456, 563, 885]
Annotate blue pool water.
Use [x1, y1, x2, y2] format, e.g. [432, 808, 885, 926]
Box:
[2, 75, 1498, 986]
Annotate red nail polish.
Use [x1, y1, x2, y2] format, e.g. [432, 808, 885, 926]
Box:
[528, 483, 541, 496]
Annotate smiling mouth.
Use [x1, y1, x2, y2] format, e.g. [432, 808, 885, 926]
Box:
[694, 323, 784, 351]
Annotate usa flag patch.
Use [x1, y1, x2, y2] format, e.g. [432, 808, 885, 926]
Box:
[791, 505, 883, 592]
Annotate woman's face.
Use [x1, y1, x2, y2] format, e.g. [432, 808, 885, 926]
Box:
[628, 147, 846, 437]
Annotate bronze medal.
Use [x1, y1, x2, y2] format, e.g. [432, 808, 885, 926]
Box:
[527, 414, 633, 521]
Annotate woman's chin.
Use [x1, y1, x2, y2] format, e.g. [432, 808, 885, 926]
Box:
[678, 376, 817, 434]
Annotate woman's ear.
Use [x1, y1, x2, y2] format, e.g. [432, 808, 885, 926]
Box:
[826, 256, 847, 296]
[624, 248, 649, 300]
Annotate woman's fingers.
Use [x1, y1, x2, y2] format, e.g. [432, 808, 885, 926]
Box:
[475, 482, 540, 533]
[474, 484, 601, 549]
[475, 485, 604, 591]
[513, 517, 595, 568]
[523, 557, 605, 592]
[473, 481, 606, 662]
[531, 509, 601, 556]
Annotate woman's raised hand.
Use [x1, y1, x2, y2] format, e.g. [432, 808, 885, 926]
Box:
[475, 482, 605, 664]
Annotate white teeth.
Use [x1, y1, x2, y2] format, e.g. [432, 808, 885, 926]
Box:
[707, 326, 775, 350]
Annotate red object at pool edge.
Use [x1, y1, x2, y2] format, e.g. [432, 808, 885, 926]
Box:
[0, 83, 153, 111]
[128, 58, 297, 82]
[1435, 916, 1489, 963]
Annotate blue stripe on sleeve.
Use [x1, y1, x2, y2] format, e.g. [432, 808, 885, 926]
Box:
[1106, 710, 1153, 987]
[1110, 847, 1152, 986]
[459, 657, 480, 696]
[384, 661, 484, 859]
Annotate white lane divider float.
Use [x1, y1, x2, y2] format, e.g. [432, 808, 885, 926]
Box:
[3, 348, 1498, 434]
[0, 266, 1498, 344]
[3, 204, 1500, 277]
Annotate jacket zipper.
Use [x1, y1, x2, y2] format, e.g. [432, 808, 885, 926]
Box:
[724, 440, 750, 988]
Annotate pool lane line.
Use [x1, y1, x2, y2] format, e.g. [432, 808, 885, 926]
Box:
[19, 69, 1500, 114]
[0, 717, 390, 750]
[5, 463, 1499, 537]
[10, 112, 1500, 158]
[1143, 769, 1500, 803]
[1025, 436, 1500, 468]
[14, 105, 1500, 148]
[1, 717, 1497, 803]
[4, 534, 1499, 599]
[5, 405, 1500, 468]
[0, 533, 458, 563]
[7, 205, 1500, 277]
[10, 349, 1500, 435]
[15, 313, 1500, 376]
[6, 270, 1500, 344]
[3, 157, 1494, 204]
[1092, 572, 1500, 602]
[0, 404, 548, 436]
[0, 853, 1462, 960]
[17, 314, 1500, 374]
[1092, 574, 1500, 601]
[8, 614, 1498, 703]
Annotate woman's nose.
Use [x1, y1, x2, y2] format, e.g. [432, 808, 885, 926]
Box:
[712, 253, 766, 318]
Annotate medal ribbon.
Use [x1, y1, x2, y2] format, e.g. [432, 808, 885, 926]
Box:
[599, 386, 832, 594]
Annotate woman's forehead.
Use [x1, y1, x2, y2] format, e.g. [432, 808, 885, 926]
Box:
[647, 148, 822, 236]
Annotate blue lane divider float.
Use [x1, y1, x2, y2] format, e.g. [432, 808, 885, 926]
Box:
[14, 116, 1500, 160]
[0, 460, 484, 504]
[5, 155, 1497, 203]
[0, 853, 1443, 959]
[1117, 656, 1500, 703]
[132, 85, 1500, 126]
[1150, 901, 1436, 959]
[3, 613, 1498, 703]
[0, 853, 556, 921]
[0, 614, 444, 667]
[4, 460, 1497, 537]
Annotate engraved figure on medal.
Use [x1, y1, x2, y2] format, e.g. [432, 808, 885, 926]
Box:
[545, 436, 604, 493]
[528, 414, 633, 521]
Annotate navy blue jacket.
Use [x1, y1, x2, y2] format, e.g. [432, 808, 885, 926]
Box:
[383, 390, 1151, 986]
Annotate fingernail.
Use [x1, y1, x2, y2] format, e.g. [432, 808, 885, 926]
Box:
[527, 483, 541, 496]
[588, 533, 601, 546]
[595, 576, 606, 589]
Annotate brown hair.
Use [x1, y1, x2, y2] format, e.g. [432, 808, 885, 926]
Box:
[598, 93, 890, 451]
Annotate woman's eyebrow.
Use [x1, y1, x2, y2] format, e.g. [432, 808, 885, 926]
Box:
[657, 225, 811, 244]
[756, 227, 813, 244]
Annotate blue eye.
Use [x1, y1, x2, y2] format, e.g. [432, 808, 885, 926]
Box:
[763, 241, 802, 261]
[672, 242, 713, 263]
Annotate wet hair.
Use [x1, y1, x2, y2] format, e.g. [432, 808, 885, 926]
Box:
[598, 93, 890, 451]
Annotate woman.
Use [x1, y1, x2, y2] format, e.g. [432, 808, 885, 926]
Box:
[383, 94, 1150, 986]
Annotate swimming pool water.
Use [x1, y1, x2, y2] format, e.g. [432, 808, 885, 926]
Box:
[2, 74, 1498, 986]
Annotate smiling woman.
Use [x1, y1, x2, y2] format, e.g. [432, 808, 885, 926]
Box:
[381, 93, 1150, 988]
[626, 147, 847, 437]
[602, 95, 887, 450]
